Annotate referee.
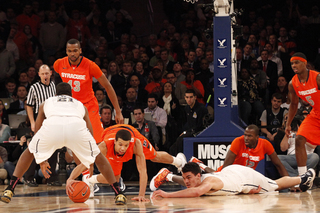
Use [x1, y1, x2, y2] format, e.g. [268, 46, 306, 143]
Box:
[25, 64, 58, 186]
[26, 65, 56, 132]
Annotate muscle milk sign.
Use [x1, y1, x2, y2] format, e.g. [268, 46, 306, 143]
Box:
[194, 142, 231, 171]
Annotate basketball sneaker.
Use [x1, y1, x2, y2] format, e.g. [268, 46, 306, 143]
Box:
[189, 156, 207, 172]
[176, 153, 187, 173]
[300, 168, 316, 192]
[119, 177, 126, 191]
[82, 174, 98, 198]
[0, 189, 13, 203]
[115, 193, 127, 205]
[150, 168, 171, 191]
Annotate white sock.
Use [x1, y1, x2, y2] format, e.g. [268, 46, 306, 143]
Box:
[88, 175, 99, 184]
[298, 166, 307, 176]
[172, 156, 182, 167]
[166, 173, 174, 182]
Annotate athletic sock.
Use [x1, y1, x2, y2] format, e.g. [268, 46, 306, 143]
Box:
[166, 173, 174, 182]
[172, 156, 182, 167]
[298, 166, 307, 176]
[88, 175, 99, 184]
[6, 176, 20, 193]
[110, 182, 122, 196]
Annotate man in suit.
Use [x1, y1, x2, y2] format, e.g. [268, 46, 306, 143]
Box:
[8, 85, 27, 114]
[161, 48, 175, 72]
[258, 50, 278, 99]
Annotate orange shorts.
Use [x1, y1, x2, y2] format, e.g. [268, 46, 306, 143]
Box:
[297, 115, 320, 145]
[141, 139, 157, 160]
[84, 98, 103, 143]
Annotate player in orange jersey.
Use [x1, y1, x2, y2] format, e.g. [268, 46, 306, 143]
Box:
[86, 124, 187, 201]
[285, 52, 320, 176]
[188, 125, 289, 177]
[54, 39, 123, 143]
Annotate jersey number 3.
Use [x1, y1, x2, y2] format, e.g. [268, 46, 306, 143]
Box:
[68, 80, 81, 92]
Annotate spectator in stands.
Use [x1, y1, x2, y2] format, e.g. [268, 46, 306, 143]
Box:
[122, 87, 144, 122]
[247, 34, 259, 58]
[249, 58, 267, 99]
[0, 116, 10, 143]
[0, 146, 8, 184]
[18, 71, 31, 92]
[106, 61, 120, 82]
[39, 11, 65, 63]
[8, 85, 27, 114]
[145, 66, 166, 95]
[0, 37, 15, 86]
[165, 72, 187, 105]
[172, 63, 185, 84]
[0, 100, 9, 125]
[114, 12, 133, 35]
[95, 89, 107, 113]
[237, 67, 265, 125]
[149, 45, 162, 67]
[0, 78, 16, 99]
[100, 105, 116, 129]
[165, 40, 177, 61]
[145, 93, 167, 146]
[186, 49, 200, 70]
[16, 3, 40, 38]
[129, 74, 148, 103]
[132, 106, 160, 150]
[260, 93, 287, 142]
[26, 67, 37, 85]
[268, 34, 283, 58]
[160, 48, 175, 72]
[195, 47, 204, 62]
[146, 34, 158, 59]
[258, 49, 278, 101]
[260, 43, 283, 76]
[169, 89, 208, 156]
[180, 69, 205, 104]
[275, 76, 288, 104]
[205, 48, 214, 73]
[134, 61, 148, 84]
[23, 24, 41, 61]
[278, 27, 297, 57]
[110, 60, 134, 97]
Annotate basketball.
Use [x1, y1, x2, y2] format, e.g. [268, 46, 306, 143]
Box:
[67, 181, 90, 203]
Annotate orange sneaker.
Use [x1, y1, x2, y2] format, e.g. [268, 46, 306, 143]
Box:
[189, 156, 206, 171]
[150, 168, 171, 191]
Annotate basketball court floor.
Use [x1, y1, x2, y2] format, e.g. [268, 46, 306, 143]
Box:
[1, 182, 320, 213]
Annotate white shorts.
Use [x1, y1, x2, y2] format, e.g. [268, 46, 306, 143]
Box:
[29, 117, 100, 169]
[206, 165, 278, 196]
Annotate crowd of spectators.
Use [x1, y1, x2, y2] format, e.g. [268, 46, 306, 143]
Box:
[1, 0, 320, 182]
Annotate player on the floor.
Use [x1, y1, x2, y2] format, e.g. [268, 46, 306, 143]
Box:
[85, 124, 187, 201]
[187, 124, 289, 178]
[285, 52, 320, 176]
[0, 83, 126, 205]
[151, 162, 315, 198]
[54, 38, 123, 143]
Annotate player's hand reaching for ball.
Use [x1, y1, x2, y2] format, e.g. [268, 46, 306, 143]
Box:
[131, 195, 150, 202]
[66, 179, 78, 195]
[40, 161, 51, 179]
[152, 190, 168, 199]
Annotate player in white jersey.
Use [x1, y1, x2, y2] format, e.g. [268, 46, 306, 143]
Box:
[1, 83, 126, 205]
[151, 162, 315, 199]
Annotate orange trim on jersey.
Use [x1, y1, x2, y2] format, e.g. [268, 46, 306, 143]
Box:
[290, 57, 307, 62]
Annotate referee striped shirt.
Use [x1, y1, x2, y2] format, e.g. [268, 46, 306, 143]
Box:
[26, 81, 56, 114]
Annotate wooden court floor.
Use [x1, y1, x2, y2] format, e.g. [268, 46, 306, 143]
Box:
[1, 182, 320, 213]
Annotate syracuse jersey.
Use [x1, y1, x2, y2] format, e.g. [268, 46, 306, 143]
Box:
[292, 70, 320, 145]
[54, 56, 103, 103]
[217, 136, 274, 171]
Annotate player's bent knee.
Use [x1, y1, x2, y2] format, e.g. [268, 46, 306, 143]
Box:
[295, 135, 306, 146]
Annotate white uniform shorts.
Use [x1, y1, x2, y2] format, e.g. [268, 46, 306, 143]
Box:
[205, 165, 278, 196]
[29, 117, 100, 169]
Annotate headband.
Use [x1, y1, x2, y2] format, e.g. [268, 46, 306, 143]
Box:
[290, 57, 307, 63]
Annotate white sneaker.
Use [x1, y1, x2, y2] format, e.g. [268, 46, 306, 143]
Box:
[82, 174, 95, 198]
[119, 177, 126, 191]
[176, 153, 187, 173]
[93, 183, 99, 193]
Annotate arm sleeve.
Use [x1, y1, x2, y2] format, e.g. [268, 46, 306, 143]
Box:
[157, 109, 168, 128]
[90, 62, 103, 79]
[264, 139, 275, 155]
[229, 138, 241, 155]
[259, 110, 267, 123]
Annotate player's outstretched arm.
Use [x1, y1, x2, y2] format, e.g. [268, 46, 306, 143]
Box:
[66, 163, 87, 195]
[269, 151, 289, 177]
[133, 139, 149, 202]
[153, 178, 214, 198]
[221, 150, 236, 169]
[97, 74, 124, 124]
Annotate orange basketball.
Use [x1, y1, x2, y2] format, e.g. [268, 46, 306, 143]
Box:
[67, 181, 90, 203]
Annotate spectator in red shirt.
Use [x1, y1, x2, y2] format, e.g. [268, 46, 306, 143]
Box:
[16, 4, 40, 38]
